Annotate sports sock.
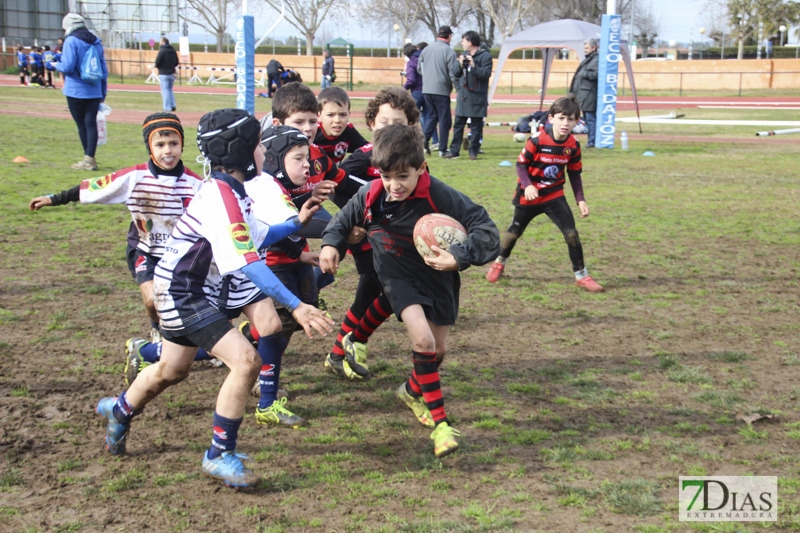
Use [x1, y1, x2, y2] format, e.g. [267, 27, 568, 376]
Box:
[574, 268, 588, 280]
[352, 294, 391, 344]
[139, 341, 161, 363]
[208, 412, 242, 459]
[138, 342, 211, 363]
[330, 308, 360, 360]
[112, 391, 136, 424]
[412, 350, 447, 425]
[244, 322, 260, 343]
[407, 375, 424, 399]
[495, 256, 507, 265]
[257, 332, 284, 409]
[194, 348, 213, 361]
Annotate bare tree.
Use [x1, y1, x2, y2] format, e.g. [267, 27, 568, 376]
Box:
[468, 0, 537, 41]
[367, 0, 421, 45]
[409, 0, 470, 38]
[258, 0, 350, 55]
[632, 1, 661, 56]
[701, 0, 732, 46]
[185, 0, 236, 52]
[532, 0, 633, 26]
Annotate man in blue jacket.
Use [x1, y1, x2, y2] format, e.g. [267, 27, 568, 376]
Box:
[53, 13, 108, 171]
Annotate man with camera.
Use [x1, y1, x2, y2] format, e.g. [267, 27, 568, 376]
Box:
[418, 25, 459, 156]
[443, 31, 493, 161]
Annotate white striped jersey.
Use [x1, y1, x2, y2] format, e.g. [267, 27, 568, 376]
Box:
[244, 172, 300, 227]
[79, 162, 204, 256]
[153, 173, 268, 331]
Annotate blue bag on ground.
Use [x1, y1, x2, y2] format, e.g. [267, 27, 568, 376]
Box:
[80, 44, 102, 84]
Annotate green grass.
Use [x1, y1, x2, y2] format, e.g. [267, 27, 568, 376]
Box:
[0, 87, 799, 531]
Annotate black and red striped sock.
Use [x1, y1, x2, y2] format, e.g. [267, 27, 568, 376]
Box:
[352, 294, 392, 344]
[412, 350, 448, 425]
[407, 371, 423, 398]
[330, 308, 360, 359]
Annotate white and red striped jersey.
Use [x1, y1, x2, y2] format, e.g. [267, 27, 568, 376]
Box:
[78, 161, 204, 256]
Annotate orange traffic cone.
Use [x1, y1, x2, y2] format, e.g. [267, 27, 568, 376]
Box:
[13, 156, 29, 163]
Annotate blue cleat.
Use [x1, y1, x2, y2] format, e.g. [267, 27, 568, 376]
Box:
[96, 397, 130, 455]
[201, 450, 259, 488]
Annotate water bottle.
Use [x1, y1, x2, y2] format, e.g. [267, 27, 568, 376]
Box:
[620, 130, 629, 151]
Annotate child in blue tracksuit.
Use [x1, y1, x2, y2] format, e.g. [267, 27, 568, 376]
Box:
[43, 46, 56, 88]
[16, 45, 28, 85]
[28, 47, 43, 85]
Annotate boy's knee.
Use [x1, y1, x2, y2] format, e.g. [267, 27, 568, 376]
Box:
[255, 312, 282, 337]
[564, 229, 580, 247]
[411, 338, 436, 354]
[156, 361, 191, 385]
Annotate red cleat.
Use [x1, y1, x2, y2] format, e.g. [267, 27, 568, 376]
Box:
[575, 275, 603, 292]
[486, 262, 504, 283]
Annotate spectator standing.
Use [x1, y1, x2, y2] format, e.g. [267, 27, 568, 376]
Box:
[403, 43, 425, 129]
[569, 38, 599, 148]
[418, 26, 458, 156]
[321, 50, 335, 89]
[266, 58, 284, 97]
[54, 13, 108, 171]
[444, 31, 492, 161]
[155, 36, 179, 111]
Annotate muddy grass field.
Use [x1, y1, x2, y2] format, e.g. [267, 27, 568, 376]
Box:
[1, 90, 799, 532]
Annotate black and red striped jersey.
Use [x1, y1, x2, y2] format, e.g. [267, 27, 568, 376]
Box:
[514, 124, 582, 206]
[313, 123, 369, 164]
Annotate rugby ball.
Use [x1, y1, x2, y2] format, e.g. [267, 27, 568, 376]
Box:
[514, 133, 528, 142]
[413, 213, 467, 259]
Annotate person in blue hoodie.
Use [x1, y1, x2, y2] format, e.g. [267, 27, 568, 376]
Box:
[53, 13, 108, 171]
[16, 45, 28, 86]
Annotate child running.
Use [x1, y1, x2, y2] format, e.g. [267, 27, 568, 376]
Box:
[246, 125, 337, 428]
[486, 95, 604, 292]
[29, 113, 204, 341]
[95, 108, 333, 488]
[324, 86, 419, 381]
[320, 124, 500, 457]
[313, 86, 368, 164]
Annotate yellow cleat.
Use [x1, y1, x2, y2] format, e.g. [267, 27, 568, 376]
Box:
[396, 382, 435, 428]
[255, 397, 306, 428]
[430, 422, 461, 458]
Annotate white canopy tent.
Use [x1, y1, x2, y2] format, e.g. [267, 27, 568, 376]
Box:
[488, 19, 641, 129]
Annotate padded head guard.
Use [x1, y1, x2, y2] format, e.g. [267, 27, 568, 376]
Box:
[197, 108, 261, 181]
[142, 112, 184, 158]
[260, 125, 309, 179]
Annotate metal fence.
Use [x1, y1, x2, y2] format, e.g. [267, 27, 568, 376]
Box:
[3, 53, 798, 98]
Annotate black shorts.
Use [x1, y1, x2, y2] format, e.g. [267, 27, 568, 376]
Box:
[126, 245, 158, 285]
[162, 318, 233, 351]
[19, 66, 28, 75]
[383, 271, 460, 327]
